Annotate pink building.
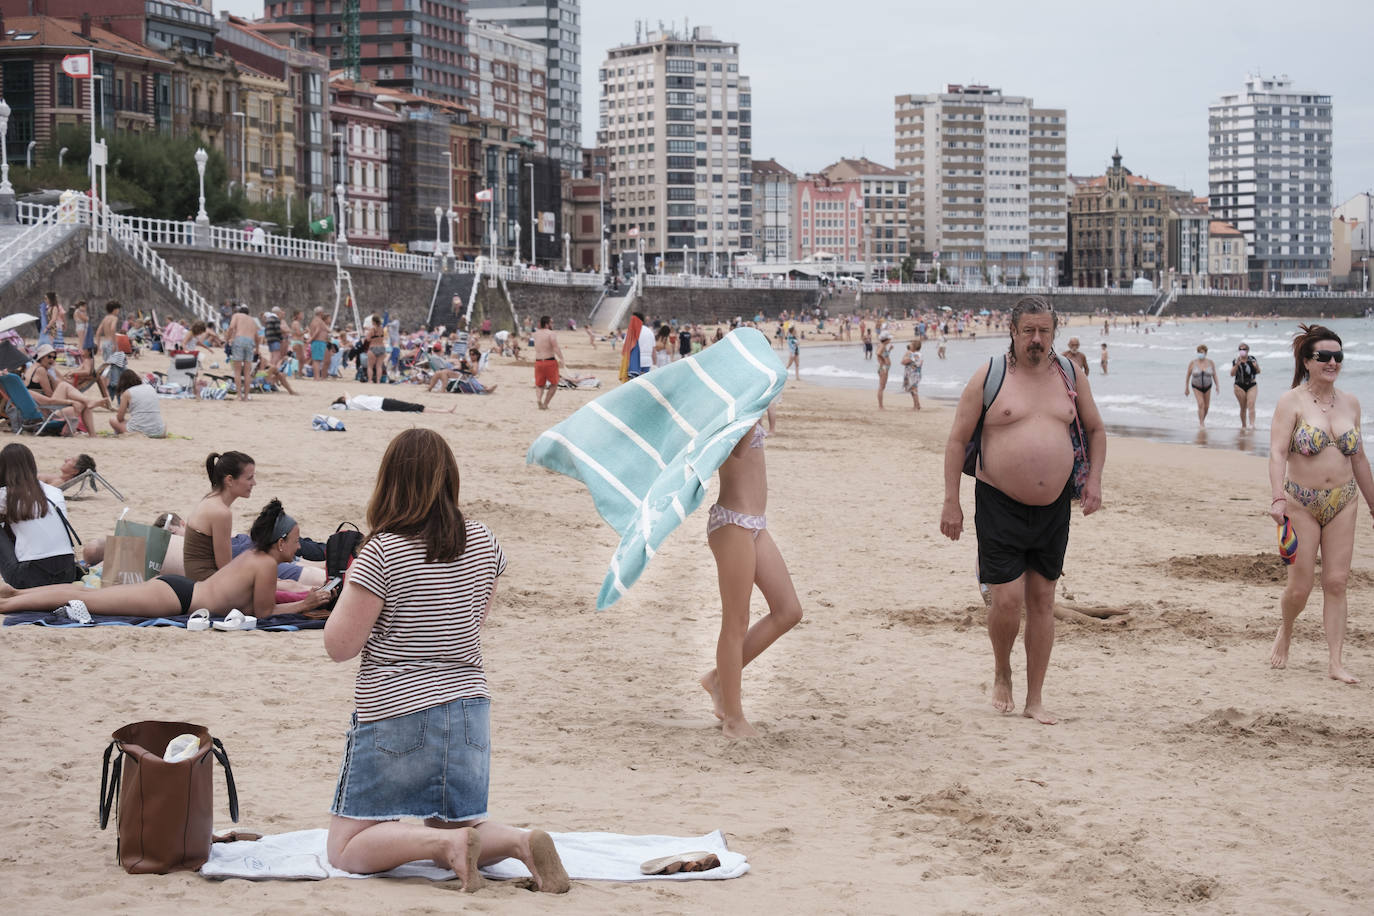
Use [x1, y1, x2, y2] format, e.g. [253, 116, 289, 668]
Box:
[329, 76, 403, 248]
[794, 176, 863, 262]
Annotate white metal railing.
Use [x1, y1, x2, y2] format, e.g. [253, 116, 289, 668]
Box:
[644, 274, 820, 291]
[486, 263, 603, 287]
[100, 202, 215, 325]
[120, 214, 196, 247]
[1, 198, 83, 283]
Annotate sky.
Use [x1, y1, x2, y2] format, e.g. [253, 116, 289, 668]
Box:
[217, 0, 1370, 204]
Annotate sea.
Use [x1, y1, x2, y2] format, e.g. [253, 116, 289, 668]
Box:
[796, 316, 1374, 456]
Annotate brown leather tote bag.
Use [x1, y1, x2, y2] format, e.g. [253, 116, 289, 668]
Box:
[98, 721, 239, 874]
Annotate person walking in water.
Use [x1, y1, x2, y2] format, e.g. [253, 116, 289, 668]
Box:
[1185, 344, 1218, 427]
[1230, 341, 1261, 429]
[940, 297, 1105, 725]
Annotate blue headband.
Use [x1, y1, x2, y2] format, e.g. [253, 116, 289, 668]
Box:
[271, 512, 297, 542]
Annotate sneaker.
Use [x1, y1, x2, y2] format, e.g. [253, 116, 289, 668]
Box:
[56, 599, 92, 624]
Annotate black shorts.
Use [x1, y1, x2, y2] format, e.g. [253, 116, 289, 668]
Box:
[974, 480, 1072, 585]
[157, 574, 196, 615]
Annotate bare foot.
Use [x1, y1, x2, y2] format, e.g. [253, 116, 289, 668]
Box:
[1270, 626, 1292, 669]
[0, 581, 17, 599]
[699, 670, 724, 720]
[721, 715, 759, 739]
[438, 404, 458, 414]
[1329, 666, 1360, 685]
[440, 826, 484, 892]
[992, 671, 1015, 713]
[1022, 702, 1058, 725]
[521, 829, 570, 893]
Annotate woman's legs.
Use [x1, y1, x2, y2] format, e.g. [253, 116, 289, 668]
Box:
[910, 385, 921, 410]
[0, 578, 180, 617]
[327, 816, 482, 890]
[877, 369, 888, 409]
[1271, 506, 1320, 668]
[51, 381, 103, 410]
[464, 821, 570, 893]
[1317, 504, 1358, 684]
[234, 359, 250, 400]
[109, 416, 128, 434]
[1244, 385, 1258, 428]
[1192, 387, 1209, 426]
[1234, 385, 1248, 428]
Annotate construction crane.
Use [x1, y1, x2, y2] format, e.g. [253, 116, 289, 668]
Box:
[342, 0, 361, 80]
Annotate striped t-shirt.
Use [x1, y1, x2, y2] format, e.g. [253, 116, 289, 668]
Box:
[345, 522, 506, 722]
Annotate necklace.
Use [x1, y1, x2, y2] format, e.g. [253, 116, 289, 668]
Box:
[1305, 384, 1336, 414]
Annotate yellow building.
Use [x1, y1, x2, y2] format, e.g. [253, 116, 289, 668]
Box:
[233, 63, 296, 205]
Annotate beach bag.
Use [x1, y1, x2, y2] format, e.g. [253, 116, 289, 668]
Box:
[308, 522, 363, 617]
[1052, 355, 1089, 500]
[98, 721, 238, 874]
[102, 514, 172, 586]
[962, 356, 1006, 477]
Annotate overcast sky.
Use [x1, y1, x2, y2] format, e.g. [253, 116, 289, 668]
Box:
[219, 0, 1370, 203]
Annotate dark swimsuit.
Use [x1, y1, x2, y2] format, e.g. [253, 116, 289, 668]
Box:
[157, 574, 196, 615]
[1233, 357, 1258, 391]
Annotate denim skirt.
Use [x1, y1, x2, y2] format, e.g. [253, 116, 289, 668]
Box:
[330, 697, 490, 822]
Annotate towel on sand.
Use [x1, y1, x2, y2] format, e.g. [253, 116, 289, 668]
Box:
[2, 611, 322, 630]
[527, 327, 784, 609]
[201, 828, 748, 882]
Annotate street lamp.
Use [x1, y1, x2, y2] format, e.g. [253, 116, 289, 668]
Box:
[0, 98, 13, 201]
[441, 149, 454, 259]
[526, 161, 535, 266]
[58, 146, 68, 169]
[433, 205, 443, 258]
[597, 172, 607, 275]
[514, 221, 522, 267]
[25, 140, 35, 170]
[562, 231, 570, 271]
[335, 182, 347, 246]
[232, 110, 246, 195]
[194, 147, 209, 225]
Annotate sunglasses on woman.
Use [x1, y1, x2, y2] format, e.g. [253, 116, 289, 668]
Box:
[1309, 350, 1343, 364]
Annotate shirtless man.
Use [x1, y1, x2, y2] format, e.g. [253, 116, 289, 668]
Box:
[226, 306, 260, 401]
[940, 297, 1105, 725]
[308, 307, 331, 380]
[532, 315, 565, 410]
[1063, 337, 1090, 377]
[93, 301, 122, 365]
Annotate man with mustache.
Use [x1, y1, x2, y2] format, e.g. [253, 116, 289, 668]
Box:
[940, 297, 1106, 725]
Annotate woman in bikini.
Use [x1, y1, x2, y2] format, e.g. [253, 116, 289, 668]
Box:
[1267, 325, 1374, 684]
[1184, 344, 1218, 427]
[289, 310, 307, 373]
[183, 451, 256, 582]
[365, 315, 387, 384]
[876, 331, 893, 409]
[0, 499, 328, 620]
[1230, 342, 1261, 429]
[24, 344, 103, 433]
[700, 407, 803, 738]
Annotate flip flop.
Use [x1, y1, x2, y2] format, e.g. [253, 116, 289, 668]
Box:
[639, 851, 720, 875]
[1277, 515, 1298, 565]
[187, 608, 211, 631]
[213, 609, 258, 631]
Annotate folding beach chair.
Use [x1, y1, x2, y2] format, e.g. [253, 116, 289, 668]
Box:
[59, 468, 125, 502]
[0, 372, 76, 436]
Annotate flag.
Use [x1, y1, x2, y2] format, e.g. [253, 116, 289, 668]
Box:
[627, 226, 640, 238]
[474, 188, 493, 202]
[309, 215, 335, 235]
[62, 53, 92, 78]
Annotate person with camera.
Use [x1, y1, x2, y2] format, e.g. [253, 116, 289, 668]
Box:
[1230, 341, 1261, 430]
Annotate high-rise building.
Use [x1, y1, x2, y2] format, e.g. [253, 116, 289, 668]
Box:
[752, 158, 795, 264]
[1208, 74, 1333, 290]
[597, 25, 752, 274]
[262, 0, 471, 106]
[895, 84, 1067, 286]
[467, 1, 581, 174]
[468, 22, 547, 155]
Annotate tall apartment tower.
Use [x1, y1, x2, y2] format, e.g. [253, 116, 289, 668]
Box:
[598, 25, 752, 274]
[895, 85, 1067, 285]
[1208, 74, 1333, 290]
[468, 1, 581, 174]
[262, 0, 470, 105]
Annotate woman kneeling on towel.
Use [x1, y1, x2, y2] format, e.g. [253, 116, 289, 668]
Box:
[0, 499, 328, 619]
[322, 428, 569, 893]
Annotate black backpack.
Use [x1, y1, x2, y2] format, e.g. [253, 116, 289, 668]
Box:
[323, 522, 364, 611]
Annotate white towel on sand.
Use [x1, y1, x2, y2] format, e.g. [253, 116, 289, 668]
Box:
[200, 828, 748, 882]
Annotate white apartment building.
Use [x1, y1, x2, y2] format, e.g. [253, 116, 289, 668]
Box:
[753, 158, 795, 264]
[469, 22, 548, 153]
[597, 25, 752, 274]
[1208, 74, 1333, 289]
[895, 84, 1067, 285]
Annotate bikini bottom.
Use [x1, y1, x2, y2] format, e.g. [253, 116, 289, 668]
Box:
[707, 503, 765, 540]
[1284, 477, 1357, 528]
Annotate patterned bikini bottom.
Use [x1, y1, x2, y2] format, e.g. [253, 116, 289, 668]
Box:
[706, 503, 766, 540]
[1284, 477, 1357, 527]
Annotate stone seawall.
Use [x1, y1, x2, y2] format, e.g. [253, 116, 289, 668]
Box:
[638, 287, 819, 325]
[860, 289, 1374, 318]
[4, 232, 195, 321]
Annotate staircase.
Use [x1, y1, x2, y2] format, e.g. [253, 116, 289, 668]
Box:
[591, 273, 640, 332]
[0, 201, 83, 293]
[100, 202, 215, 325]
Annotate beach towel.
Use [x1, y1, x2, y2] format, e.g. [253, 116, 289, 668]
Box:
[527, 327, 784, 609]
[200, 828, 747, 882]
[618, 314, 645, 382]
[2, 611, 323, 630]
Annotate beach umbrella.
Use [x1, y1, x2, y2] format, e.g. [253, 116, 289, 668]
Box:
[0, 312, 38, 334]
[940, 305, 953, 311]
[979, 309, 991, 315]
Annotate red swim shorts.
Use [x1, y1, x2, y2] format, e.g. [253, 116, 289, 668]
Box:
[534, 359, 559, 388]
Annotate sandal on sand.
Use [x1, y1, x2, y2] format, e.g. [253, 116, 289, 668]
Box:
[187, 608, 211, 631]
[213, 609, 257, 631]
[639, 851, 720, 875]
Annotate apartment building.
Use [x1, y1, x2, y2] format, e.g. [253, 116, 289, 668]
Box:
[234, 61, 296, 204]
[328, 77, 402, 248]
[752, 158, 795, 264]
[895, 84, 1067, 285]
[822, 158, 908, 276]
[468, 22, 547, 155]
[597, 25, 752, 274]
[467, 1, 581, 175]
[1208, 74, 1332, 289]
[262, 0, 471, 106]
[1207, 220, 1247, 290]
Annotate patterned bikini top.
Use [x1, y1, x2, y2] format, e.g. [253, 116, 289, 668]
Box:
[1290, 419, 1361, 457]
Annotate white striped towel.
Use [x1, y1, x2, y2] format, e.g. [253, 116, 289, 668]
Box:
[526, 327, 785, 609]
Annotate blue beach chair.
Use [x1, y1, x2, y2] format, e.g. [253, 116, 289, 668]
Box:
[0, 372, 77, 436]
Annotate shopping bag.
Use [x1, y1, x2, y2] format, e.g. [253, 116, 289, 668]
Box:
[101, 535, 148, 587]
[113, 516, 172, 580]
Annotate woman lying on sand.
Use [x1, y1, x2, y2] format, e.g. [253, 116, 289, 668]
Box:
[0, 499, 329, 620]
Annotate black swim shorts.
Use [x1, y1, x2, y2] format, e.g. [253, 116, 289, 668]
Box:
[974, 479, 1072, 585]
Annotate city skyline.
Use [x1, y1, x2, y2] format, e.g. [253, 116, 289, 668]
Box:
[217, 0, 1371, 203]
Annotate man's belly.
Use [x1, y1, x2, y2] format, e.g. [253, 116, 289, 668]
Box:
[980, 423, 1074, 506]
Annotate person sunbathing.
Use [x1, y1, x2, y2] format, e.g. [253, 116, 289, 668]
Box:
[0, 499, 329, 620]
[38, 453, 96, 487]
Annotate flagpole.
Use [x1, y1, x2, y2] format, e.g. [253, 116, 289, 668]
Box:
[88, 53, 96, 224]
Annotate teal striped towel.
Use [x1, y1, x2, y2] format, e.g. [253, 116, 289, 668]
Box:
[527, 327, 785, 609]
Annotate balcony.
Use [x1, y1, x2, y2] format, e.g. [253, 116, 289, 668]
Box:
[191, 110, 225, 129]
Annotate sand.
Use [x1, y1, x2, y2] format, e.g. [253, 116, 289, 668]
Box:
[2, 330, 1372, 914]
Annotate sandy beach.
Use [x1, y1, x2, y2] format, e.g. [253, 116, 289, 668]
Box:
[2, 329, 1372, 914]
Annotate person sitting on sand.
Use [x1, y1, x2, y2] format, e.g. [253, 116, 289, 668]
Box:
[323, 428, 569, 892]
[0, 499, 329, 620]
[38, 453, 97, 487]
[24, 344, 104, 433]
[183, 451, 256, 582]
[109, 369, 166, 438]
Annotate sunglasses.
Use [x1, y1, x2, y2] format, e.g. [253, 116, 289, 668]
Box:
[1309, 350, 1343, 364]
